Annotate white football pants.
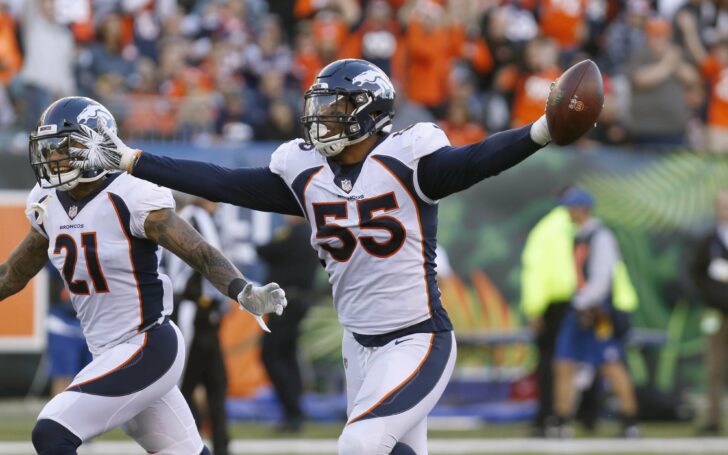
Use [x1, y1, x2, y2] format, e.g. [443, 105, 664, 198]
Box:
[37, 320, 204, 454]
[339, 330, 456, 455]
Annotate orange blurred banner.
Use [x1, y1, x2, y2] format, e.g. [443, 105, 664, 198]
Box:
[0, 191, 47, 352]
[219, 300, 270, 397]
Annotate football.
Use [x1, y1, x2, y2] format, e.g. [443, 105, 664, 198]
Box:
[546, 59, 604, 145]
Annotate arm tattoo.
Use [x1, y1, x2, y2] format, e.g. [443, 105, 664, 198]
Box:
[145, 208, 245, 298]
[0, 228, 49, 300]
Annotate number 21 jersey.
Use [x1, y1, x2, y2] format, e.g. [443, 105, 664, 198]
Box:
[26, 173, 175, 356]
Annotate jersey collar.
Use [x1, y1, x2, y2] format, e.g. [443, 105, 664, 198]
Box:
[56, 173, 121, 219]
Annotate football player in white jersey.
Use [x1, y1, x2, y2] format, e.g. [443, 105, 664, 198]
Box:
[71, 59, 556, 455]
[0, 96, 287, 455]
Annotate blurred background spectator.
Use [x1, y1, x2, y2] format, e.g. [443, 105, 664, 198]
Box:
[699, 39, 728, 153]
[0, 0, 722, 152]
[166, 196, 231, 455]
[17, 0, 76, 131]
[689, 189, 728, 435]
[626, 17, 700, 146]
[509, 37, 562, 128]
[520, 202, 581, 436]
[0, 1, 21, 128]
[257, 215, 320, 433]
[46, 268, 92, 397]
[550, 188, 640, 439]
[438, 99, 487, 147]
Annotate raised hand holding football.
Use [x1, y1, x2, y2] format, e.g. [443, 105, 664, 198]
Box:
[546, 60, 604, 146]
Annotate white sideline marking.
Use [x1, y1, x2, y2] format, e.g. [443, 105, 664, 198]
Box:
[0, 438, 726, 454]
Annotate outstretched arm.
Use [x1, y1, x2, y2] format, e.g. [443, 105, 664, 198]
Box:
[145, 208, 287, 331]
[133, 155, 303, 216]
[418, 123, 546, 200]
[69, 124, 302, 215]
[0, 228, 49, 300]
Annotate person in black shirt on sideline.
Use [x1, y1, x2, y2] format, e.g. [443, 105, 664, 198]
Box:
[257, 215, 320, 432]
[166, 197, 231, 455]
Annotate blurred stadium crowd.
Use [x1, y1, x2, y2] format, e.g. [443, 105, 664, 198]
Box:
[0, 0, 726, 151]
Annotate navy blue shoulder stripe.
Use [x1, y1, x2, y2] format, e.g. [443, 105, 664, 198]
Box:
[290, 166, 324, 218]
[107, 192, 165, 331]
[370, 155, 451, 332]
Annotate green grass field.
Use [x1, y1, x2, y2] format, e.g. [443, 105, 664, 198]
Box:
[2, 399, 726, 454]
[0, 409, 712, 441]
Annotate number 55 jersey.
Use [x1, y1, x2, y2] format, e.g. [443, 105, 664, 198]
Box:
[26, 173, 175, 356]
[270, 122, 453, 337]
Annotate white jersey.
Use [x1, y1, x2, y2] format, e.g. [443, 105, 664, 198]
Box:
[270, 123, 452, 335]
[26, 173, 175, 356]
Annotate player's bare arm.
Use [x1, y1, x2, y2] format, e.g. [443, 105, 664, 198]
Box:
[0, 228, 49, 300]
[145, 207, 244, 298]
[144, 208, 287, 331]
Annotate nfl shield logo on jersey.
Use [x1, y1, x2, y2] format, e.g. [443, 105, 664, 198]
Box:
[340, 179, 353, 193]
[68, 205, 78, 219]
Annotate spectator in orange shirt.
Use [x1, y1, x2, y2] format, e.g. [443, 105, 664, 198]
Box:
[539, 0, 588, 51]
[476, 5, 537, 131]
[293, 21, 324, 93]
[700, 40, 728, 153]
[0, 6, 21, 86]
[0, 5, 21, 126]
[438, 100, 487, 147]
[511, 38, 562, 128]
[402, 1, 458, 116]
[292, 9, 347, 93]
[339, 0, 403, 77]
[295, 0, 361, 28]
[449, 15, 494, 85]
[312, 8, 350, 61]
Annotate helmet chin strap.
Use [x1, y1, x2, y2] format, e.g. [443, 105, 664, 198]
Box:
[44, 168, 108, 191]
[79, 169, 108, 183]
[45, 168, 81, 191]
[309, 114, 394, 158]
[314, 139, 347, 157]
[311, 125, 374, 158]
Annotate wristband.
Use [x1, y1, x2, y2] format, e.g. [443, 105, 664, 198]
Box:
[530, 115, 552, 146]
[120, 149, 141, 173]
[227, 278, 248, 300]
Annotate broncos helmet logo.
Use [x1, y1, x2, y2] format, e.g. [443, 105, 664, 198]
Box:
[351, 69, 394, 98]
[76, 104, 117, 134]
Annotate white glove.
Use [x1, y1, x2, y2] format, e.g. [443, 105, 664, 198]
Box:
[69, 124, 139, 172]
[237, 282, 287, 333]
[530, 114, 552, 146]
[708, 258, 728, 283]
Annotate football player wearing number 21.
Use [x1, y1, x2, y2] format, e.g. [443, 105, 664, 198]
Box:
[0, 97, 287, 455]
[72, 59, 575, 455]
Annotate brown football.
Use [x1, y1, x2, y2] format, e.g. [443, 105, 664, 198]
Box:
[546, 59, 604, 145]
